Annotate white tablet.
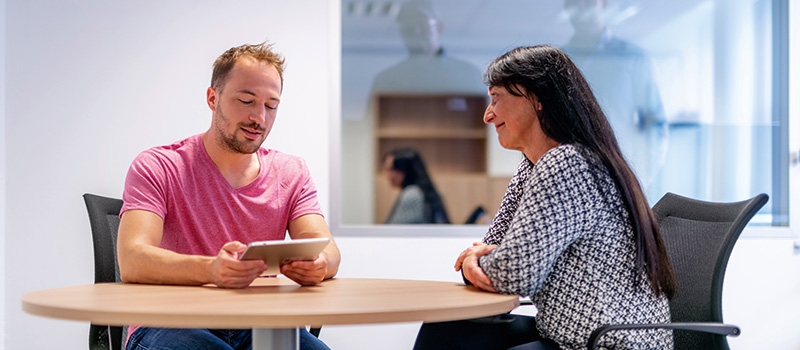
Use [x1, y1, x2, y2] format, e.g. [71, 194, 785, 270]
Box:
[239, 238, 330, 276]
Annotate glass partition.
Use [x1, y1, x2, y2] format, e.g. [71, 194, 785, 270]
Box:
[338, 0, 792, 230]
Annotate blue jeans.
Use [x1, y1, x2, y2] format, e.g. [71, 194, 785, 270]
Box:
[126, 327, 330, 350]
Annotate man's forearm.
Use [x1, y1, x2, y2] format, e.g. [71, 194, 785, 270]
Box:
[119, 243, 213, 285]
[321, 245, 341, 280]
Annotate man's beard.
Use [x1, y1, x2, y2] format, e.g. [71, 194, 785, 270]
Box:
[214, 108, 266, 154]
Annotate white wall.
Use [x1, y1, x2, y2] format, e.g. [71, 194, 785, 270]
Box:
[4, 1, 329, 348]
[4, 1, 800, 350]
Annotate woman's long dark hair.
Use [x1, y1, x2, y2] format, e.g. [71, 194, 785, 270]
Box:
[484, 45, 676, 298]
[385, 148, 450, 224]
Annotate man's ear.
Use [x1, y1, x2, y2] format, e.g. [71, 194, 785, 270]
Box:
[206, 87, 218, 111]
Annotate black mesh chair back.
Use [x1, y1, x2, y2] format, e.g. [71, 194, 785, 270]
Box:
[83, 193, 126, 350]
[652, 192, 768, 350]
[587, 192, 768, 350]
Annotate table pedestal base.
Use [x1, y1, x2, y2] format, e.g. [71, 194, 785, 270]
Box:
[252, 328, 299, 350]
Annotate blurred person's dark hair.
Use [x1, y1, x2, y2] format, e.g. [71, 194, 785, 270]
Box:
[384, 148, 450, 224]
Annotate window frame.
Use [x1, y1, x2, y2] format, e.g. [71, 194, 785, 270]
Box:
[329, 0, 800, 238]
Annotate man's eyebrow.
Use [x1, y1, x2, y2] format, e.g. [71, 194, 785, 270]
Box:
[236, 89, 257, 96]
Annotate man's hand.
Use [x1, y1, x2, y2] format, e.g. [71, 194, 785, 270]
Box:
[455, 242, 497, 293]
[209, 241, 267, 289]
[280, 253, 328, 286]
[286, 214, 340, 283]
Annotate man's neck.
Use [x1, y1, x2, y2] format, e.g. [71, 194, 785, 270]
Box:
[201, 132, 261, 188]
[570, 26, 606, 49]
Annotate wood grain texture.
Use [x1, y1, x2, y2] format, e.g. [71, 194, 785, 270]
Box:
[22, 278, 519, 329]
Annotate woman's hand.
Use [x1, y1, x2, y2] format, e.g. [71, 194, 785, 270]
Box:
[455, 242, 498, 293]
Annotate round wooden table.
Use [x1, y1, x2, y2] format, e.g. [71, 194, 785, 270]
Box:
[22, 277, 520, 350]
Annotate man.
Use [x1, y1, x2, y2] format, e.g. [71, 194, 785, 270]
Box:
[369, 0, 484, 95]
[563, 0, 669, 201]
[117, 42, 339, 350]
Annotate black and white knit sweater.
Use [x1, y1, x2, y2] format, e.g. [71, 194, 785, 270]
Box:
[479, 144, 672, 350]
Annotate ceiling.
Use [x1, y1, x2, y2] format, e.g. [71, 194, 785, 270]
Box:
[342, 0, 708, 53]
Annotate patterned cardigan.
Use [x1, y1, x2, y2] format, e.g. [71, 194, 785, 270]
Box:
[478, 144, 673, 350]
[385, 185, 426, 224]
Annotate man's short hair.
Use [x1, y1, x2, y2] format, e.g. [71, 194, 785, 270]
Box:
[211, 41, 286, 91]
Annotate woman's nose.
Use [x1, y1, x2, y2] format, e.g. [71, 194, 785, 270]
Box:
[483, 106, 494, 124]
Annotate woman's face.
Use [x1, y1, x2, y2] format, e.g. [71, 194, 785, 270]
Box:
[382, 155, 404, 188]
[484, 84, 558, 162]
[484, 85, 541, 151]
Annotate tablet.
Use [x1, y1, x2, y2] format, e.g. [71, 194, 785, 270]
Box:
[239, 238, 330, 276]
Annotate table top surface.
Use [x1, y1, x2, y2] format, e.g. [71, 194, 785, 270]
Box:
[22, 277, 520, 329]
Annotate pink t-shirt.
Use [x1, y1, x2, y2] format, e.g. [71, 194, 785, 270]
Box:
[121, 133, 323, 256]
[121, 134, 322, 341]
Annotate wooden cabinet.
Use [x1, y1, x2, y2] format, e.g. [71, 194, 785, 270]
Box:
[373, 94, 509, 224]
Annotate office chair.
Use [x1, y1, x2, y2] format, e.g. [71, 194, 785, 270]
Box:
[464, 206, 486, 224]
[83, 193, 126, 350]
[587, 192, 768, 350]
[508, 192, 768, 350]
[83, 193, 324, 343]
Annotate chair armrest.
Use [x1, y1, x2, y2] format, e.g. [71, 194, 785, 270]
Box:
[587, 322, 741, 350]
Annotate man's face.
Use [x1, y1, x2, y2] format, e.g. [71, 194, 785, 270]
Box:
[398, 13, 441, 56]
[207, 56, 282, 154]
[564, 0, 605, 30]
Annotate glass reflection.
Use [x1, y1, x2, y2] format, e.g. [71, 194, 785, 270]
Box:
[381, 148, 451, 224]
[341, 0, 784, 226]
[370, 0, 484, 94]
[563, 0, 668, 199]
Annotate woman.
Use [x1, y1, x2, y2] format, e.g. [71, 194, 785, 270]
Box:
[413, 45, 676, 349]
[382, 148, 450, 224]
